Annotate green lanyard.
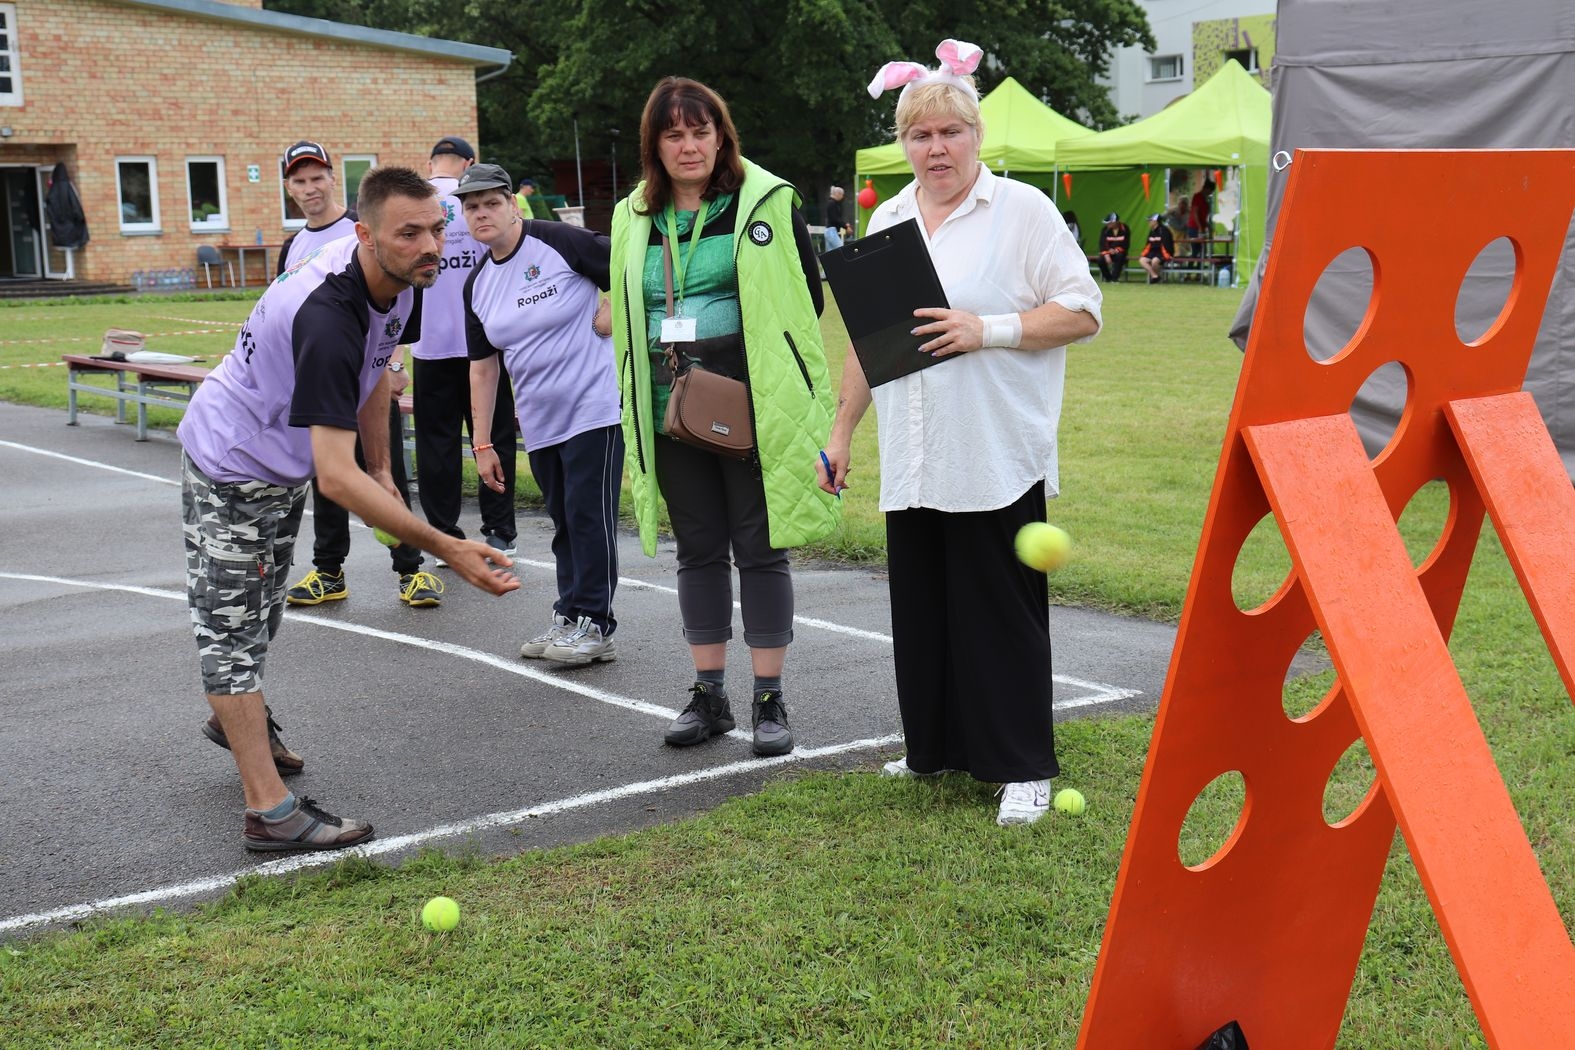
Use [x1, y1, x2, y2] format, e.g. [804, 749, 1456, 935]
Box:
[664, 201, 710, 311]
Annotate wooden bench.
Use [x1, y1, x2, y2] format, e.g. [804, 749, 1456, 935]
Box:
[1086, 254, 1145, 281]
[63, 354, 211, 440]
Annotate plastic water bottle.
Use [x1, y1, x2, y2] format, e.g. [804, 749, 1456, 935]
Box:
[255, 227, 263, 246]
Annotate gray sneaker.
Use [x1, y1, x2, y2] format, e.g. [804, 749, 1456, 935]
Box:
[243, 794, 373, 852]
[751, 690, 794, 756]
[485, 533, 518, 556]
[520, 614, 575, 659]
[663, 682, 735, 746]
[542, 615, 616, 666]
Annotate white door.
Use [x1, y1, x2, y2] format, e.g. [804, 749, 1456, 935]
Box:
[35, 165, 73, 279]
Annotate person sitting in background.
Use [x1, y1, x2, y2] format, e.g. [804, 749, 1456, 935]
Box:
[1140, 213, 1175, 284]
[1061, 209, 1081, 251]
[1097, 212, 1129, 283]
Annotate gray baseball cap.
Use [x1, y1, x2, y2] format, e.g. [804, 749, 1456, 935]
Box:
[453, 163, 514, 196]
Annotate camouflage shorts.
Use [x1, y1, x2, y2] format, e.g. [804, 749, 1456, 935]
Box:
[181, 452, 307, 695]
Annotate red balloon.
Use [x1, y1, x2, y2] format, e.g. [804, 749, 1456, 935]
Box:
[857, 178, 877, 210]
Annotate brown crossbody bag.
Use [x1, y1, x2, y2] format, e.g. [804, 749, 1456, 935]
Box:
[660, 234, 755, 459]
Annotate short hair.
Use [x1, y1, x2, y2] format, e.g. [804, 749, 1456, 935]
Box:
[895, 80, 986, 143]
[636, 77, 745, 216]
[356, 166, 436, 227]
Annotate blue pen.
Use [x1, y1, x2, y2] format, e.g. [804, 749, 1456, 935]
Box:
[819, 450, 841, 499]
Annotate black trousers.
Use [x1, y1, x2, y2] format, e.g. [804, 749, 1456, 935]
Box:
[1099, 250, 1127, 282]
[410, 356, 518, 542]
[309, 401, 421, 576]
[655, 435, 794, 649]
[885, 482, 1059, 783]
[527, 424, 624, 635]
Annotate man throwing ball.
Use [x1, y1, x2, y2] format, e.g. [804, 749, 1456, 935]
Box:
[177, 165, 519, 852]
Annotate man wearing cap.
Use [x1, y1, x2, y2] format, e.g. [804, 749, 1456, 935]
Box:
[515, 177, 555, 221]
[1097, 212, 1131, 283]
[1140, 212, 1176, 284]
[180, 165, 520, 851]
[456, 162, 623, 666]
[276, 142, 440, 609]
[409, 135, 520, 560]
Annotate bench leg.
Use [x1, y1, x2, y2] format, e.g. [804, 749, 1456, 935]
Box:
[114, 373, 130, 424]
[68, 382, 79, 426]
[136, 381, 150, 441]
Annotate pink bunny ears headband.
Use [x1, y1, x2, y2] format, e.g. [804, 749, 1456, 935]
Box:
[867, 39, 983, 101]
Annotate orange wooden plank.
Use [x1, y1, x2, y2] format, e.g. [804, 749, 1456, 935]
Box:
[1447, 392, 1575, 701]
[1247, 414, 1575, 1047]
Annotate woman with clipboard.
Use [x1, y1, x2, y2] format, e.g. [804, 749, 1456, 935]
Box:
[820, 40, 1103, 827]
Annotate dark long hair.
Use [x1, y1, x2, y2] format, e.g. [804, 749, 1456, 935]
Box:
[636, 77, 745, 216]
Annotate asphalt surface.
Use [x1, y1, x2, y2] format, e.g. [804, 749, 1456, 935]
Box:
[0, 399, 1181, 938]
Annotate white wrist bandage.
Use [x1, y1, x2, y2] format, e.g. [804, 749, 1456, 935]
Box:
[980, 313, 1023, 349]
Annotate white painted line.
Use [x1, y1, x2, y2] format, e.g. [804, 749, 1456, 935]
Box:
[0, 732, 905, 936]
[0, 439, 177, 486]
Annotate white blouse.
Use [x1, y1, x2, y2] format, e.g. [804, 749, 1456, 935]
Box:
[866, 164, 1102, 513]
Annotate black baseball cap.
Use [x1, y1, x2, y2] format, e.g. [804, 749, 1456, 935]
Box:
[452, 163, 514, 196]
[283, 140, 331, 174]
[431, 135, 475, 161]
[517, 177, 536, 190]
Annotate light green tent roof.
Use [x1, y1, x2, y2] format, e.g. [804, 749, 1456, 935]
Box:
[1056, 60, 1271, 170]
[855, 76, 1090, 175]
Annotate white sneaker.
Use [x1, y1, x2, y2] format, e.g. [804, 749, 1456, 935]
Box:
[542, 615, 617, 666]
[880, 756, 954, 778]
[996, 779, 1051, 826]
[519, 614, 575, 659]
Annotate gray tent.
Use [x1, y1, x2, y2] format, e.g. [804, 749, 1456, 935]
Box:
[1231, 0, 1575, 471]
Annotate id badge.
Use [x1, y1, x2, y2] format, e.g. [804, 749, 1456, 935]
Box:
[661, 316, 697, 343]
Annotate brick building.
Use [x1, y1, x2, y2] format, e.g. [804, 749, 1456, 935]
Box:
[0, 0, 510, 286]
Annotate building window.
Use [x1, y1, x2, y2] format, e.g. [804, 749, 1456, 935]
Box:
[116, 157, 160, 233]
[0, 4, 22, 106]
[1147, 54, 1184, 82]
[1224, 48, 1259, 73]
[341, 154, 376, 211]
[186, 157, 228, 231]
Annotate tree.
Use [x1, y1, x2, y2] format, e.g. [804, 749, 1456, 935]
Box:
[266, 1, 1153, 218]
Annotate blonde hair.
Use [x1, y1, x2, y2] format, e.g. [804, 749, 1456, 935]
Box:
[894, 79, 985, 142]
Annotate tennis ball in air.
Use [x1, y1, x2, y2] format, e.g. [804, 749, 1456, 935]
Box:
[421, 896, 460, 932]
[1014, 522, 1071, 572]
[1054, 788, 1087, 816]
[373, 527, 399, 548]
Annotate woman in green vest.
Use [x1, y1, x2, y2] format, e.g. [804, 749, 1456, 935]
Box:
[610, 77, 839, 757]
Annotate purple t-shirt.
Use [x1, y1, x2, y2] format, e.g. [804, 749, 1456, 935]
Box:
[409, 177, 481, 361]
[276, 209, 357, 276]
[179, 236, 421, 486]
[464, 221, 618, 452]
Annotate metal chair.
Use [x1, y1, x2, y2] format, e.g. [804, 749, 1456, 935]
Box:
[196, 245, 234, 288]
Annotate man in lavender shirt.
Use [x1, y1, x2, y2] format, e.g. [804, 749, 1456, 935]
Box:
[179, 166, 519, 852]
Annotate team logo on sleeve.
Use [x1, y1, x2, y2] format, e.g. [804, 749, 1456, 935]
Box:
[747, 221, 773, 246]
[385, 316, 404, 339]
[442, 200, 457, 224]
[275, 246, 324, 282]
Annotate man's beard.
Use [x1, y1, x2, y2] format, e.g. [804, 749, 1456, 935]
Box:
[374, 243, 440, 289]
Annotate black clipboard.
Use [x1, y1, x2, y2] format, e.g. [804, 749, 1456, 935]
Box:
[820, 218, 952, 387]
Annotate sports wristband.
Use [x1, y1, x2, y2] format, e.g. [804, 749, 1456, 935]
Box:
[472, 443, 495, 454]
[980, 313, 1023, 349]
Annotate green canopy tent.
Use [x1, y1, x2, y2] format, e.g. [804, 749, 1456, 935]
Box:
[1055, 59, 1272, 285]
[855, 77, 1120, 251]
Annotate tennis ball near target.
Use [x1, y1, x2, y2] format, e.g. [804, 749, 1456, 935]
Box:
[373, 527, 400, 548]
[1014, 522, 1071, 572]
[1054, 788, 1087, 816]
[421, 896, 460, 932]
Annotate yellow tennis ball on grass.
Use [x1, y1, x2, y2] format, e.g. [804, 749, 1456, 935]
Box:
[373, 527, 399, 548]
[421, 896, 460, 932]
[1014, 522, 1071, 572]
[1054, 788, 1086, 816]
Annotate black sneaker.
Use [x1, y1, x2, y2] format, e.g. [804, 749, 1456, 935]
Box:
[751, 690, 794, 756]
[663, 682, 735, 747]
[201, 704, 304, 775]
[285, 569, 346, 605]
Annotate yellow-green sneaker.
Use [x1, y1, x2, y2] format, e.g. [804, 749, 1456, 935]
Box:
[285, 569, 347, 605]
[398, 571, 444, 607]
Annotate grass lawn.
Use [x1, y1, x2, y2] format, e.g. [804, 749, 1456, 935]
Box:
[2, 285, 1571, 1047]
